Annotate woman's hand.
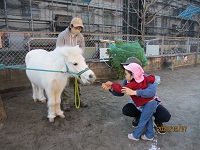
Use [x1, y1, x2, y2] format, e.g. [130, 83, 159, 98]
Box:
[121, 87, 137, 95]
[102, 83, 111, 90]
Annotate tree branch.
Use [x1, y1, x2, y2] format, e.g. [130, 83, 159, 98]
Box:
[145, 6, 174, 26]
[145, 0, 175, 26]
[140, 0, 144, 8]
[121, 17, 142, 33]
[154, 0, 174, 16]
[146, 0, 156, 10]
[129, 1, 142, 19]
[112, 12, 142, 33]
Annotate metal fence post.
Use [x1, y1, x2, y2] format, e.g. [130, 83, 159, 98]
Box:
[187, 37, 190, 53]
[161, 36, 164, 55]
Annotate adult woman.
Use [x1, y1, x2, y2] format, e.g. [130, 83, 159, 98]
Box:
[56, 17, 87, 111]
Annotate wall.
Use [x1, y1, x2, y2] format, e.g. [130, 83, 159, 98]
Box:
[143, 53, 200, 71]
[144, 56, 163, 71]
[0, 69, 30, 92]
[162, 53, 200, 70]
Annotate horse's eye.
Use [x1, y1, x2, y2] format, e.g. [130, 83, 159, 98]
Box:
[73, 62, 78, 66]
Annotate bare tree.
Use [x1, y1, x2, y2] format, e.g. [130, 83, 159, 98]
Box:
[136, 0, 176, 46]
[114, 0, 175, 46]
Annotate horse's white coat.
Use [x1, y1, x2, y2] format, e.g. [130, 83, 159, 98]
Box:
[25, 46, 96, 122]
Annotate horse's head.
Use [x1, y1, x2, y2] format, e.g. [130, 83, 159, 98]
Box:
[59, 45, 96, 84]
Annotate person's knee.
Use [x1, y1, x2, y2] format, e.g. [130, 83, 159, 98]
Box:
[122, 103, 141, 118]
[122, 105, 130, 116]
[155, 105, 171, 123]
[164, 112, 171, 122]
[157, 113, 171, 123]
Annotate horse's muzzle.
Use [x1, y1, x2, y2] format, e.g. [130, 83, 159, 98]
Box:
[87, 74, 96, 84]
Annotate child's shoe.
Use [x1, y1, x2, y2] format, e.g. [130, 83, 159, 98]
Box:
[132, 117, 139, 128]
[141, 134, 154, 141]
[154, 122, 166, 135]
[128, 133, 139, 141]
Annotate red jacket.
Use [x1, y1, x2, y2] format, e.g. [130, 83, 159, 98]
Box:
[111, 75, 155, 107]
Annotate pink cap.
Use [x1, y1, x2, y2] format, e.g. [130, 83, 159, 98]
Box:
[123, 63, 144, 83]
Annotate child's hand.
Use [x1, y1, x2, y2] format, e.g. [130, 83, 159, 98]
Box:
[121, 87, 137, 95]
[105, 81, 113, 86]
[102, 83, 111, 90]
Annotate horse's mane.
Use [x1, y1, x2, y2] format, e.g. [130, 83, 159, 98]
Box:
[54, 46, 83, 56]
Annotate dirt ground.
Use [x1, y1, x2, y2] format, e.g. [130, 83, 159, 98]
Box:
[1, 66, 200, 150]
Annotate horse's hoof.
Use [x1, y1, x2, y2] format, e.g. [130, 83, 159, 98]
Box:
[59, 114, 65, 119]
[49, 118, 54, 122]
[41, 99, 46, 103]
[34, 99, 38, 103]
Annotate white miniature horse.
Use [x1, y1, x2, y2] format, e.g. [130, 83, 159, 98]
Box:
[25, 45, 96, 122]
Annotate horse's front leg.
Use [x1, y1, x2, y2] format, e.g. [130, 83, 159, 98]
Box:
[55, 91, 65, 119]
[46, 89, 56, 122]
[32, 83, 39, 103]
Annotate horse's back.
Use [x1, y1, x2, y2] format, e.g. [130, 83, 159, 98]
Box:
[25, 49, 66, 89]
[25, 49, 48, 64]
[25, 49, 50, 86]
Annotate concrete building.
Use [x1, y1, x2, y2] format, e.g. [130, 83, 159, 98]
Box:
[0, 0, 200, 36]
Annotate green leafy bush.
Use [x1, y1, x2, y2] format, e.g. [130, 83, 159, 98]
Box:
[107, 41, 148, 79]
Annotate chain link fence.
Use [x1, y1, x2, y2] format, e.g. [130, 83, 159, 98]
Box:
[0, 32, 199, 66]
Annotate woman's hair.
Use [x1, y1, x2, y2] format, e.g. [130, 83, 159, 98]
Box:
[69, 24, 73, 30]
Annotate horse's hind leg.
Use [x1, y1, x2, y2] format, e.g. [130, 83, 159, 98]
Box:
[32, 83, 39, 103]
[46, 89, 56, 122]
[55, 91, 65, 119]
[38, 87, 46, 103]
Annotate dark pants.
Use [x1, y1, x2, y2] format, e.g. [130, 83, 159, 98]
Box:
[122, 103, 171, 125]
[61, 78, 81, 106]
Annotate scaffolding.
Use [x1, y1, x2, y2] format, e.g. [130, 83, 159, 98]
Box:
[145, 0, 200, 37]
[0, 0, 200, 36]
